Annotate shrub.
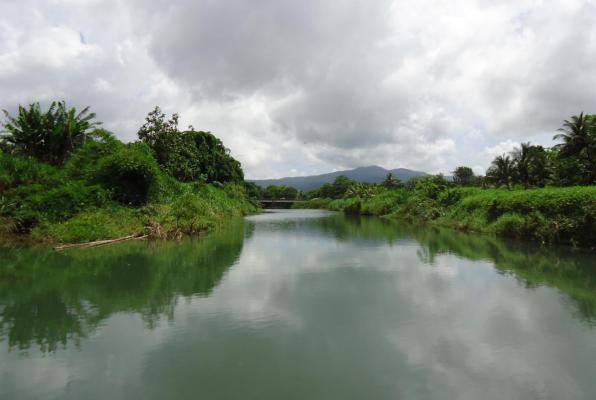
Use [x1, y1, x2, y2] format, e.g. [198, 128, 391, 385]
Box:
[407, 175, 449, 199]
[0, 152, 63, 191]
[64, 129, 123, 181]
[492, 213, 528, 238]
[6, 181, 108, 227]
[32, 206, 144, 243]
[94, 143, 160, 205]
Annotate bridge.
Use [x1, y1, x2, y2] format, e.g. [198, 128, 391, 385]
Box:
[259, 199, 306, 208]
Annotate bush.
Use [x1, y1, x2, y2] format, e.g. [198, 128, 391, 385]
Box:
[446, 186, 596, 245]
[6, 181, 108, 228]
[406, 175, 449, 199]
[94, 143, 160, 205]
[492, 213, 528, 238]
[360, 188, 409, 215]
[64, 130, 123, 181]
[0, 152, 63, 191]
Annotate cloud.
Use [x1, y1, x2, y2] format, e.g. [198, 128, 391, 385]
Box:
[1, 0, 596, 178]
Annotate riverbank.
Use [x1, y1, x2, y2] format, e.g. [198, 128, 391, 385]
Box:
[0, 152, 257, 246]
[295, 185, 596, 247]
[1, 184, 257, 246]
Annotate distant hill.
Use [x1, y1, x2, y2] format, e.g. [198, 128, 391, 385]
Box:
[249, 165, 428, 191]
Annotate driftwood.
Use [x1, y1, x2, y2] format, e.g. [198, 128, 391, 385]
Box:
[54, 234, 148, 251]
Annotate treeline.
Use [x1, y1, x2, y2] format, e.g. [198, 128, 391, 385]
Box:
[455, 113, 596, 188]
[295, 113, 596, 246]
[245, 183, 301, 200]
[0, 101, 256, 243]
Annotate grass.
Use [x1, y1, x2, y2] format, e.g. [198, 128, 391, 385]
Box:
[306, 185, 596, 247]
[26, 184, 257, 244]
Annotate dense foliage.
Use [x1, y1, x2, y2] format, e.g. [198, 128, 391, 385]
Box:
[0, 102, 255, 243]
[137, 106, 243, 183]
[262, 185, 299, 200]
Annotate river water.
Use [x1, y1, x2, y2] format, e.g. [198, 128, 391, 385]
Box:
[1, 210, 595, 399]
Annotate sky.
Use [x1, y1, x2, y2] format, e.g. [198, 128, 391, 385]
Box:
[1, 0, 596, 179]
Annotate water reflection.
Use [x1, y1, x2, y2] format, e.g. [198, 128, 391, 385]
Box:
[0, 210, 595, 400]
[0, 219, 249, 352]
[255, 211, 596, 324]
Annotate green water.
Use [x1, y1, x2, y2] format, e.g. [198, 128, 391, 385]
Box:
[1, 210, 596, 400]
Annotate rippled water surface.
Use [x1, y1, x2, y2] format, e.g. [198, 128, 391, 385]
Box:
[1, 210, 596, 399]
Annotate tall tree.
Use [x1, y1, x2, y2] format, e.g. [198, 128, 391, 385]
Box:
[486, 154, 516, 187]
[553, 113, 596, 184]
[511, 142, 532, 187]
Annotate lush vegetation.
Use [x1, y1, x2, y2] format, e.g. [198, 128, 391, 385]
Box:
[259, 184, 300, 200]
[296, 113, 596, 247]
[0, 102, 257, 244]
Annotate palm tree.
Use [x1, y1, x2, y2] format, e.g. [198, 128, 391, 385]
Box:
[1, 101, 100, 165]
[512, 142, 533, 188]
[487, 154, 516, 187]
[554, 113, 591, 156]
[553, 113, 596, 183]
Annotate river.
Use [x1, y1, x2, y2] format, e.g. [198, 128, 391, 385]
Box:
[1, 210, 595, 399]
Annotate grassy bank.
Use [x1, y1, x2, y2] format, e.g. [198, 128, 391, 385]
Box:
[1, 172, 256, 245]
[30, 184, 256, 244]
[0, 140, 256, 246]
[296, 185, 596, 247]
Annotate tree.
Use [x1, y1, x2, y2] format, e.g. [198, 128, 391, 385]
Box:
[1, 101, 101, 165]
[262, 185, 298, 200]
[511, 142, 532, 187]
[243, 182, 263, 200]
[137, 107, 244, 183]
[137, 106, 182, 176]
[452, 166, 475, 186]
[553, 113, 596, 184]
[525, 145, 550, 187]
[184, 130, 244, 183]
[382, 173, 403, 189]
[509, 142, 551, 188]
[486, 154, 516, 187]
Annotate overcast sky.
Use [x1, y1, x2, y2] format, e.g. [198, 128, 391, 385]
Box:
[1, 0, 596, 178]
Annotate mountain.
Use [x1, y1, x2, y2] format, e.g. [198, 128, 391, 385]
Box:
[249, 165, 428, 191]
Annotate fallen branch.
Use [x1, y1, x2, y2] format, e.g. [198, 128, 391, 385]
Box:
[54, 234, 148, 251]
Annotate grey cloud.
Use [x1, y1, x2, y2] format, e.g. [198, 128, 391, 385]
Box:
[146, 0, 412, 152]
[2, 0, 596, 178]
